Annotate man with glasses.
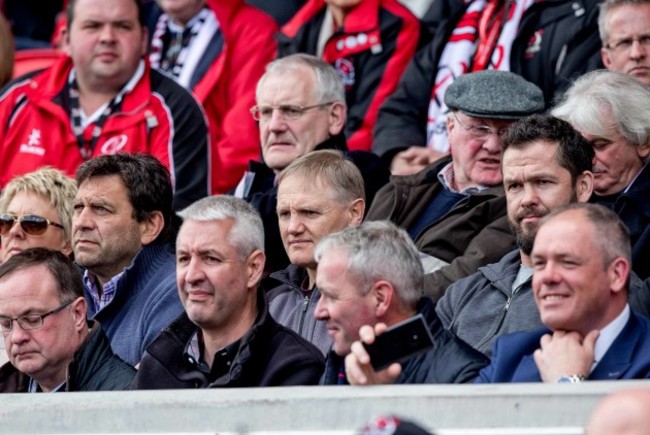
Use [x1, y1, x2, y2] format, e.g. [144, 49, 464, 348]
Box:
[235, 53, 389, 273]
[367, 70, 544, 301]
[0, 248, 135, 392]
[599, 0, 650, 86]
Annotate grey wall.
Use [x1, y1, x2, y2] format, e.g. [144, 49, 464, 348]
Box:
[2, 381, 649, 434]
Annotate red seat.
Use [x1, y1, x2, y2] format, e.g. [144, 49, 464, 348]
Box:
[12, 49, 63, 79]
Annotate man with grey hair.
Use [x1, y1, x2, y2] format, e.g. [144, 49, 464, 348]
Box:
[132, 195, 324, 389]
[598, 0, 650, 86]
[235, 53, 389, 273]
[552, 70, 650, 279]
[316, 220, 488, 385]
[266, 150, 365, 355]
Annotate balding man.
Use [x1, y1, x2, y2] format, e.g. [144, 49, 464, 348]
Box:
[475, 203, 650, 383]
[586, 389, 650, 434]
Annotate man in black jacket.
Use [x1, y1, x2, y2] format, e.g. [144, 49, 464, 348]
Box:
[132, 196, 324, 389]
[315, 221, 488, 385]
[0, 248, 134, 392]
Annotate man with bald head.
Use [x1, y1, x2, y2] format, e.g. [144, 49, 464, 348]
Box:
[475, 203, 650, 383]
[586, 389, 650, 434]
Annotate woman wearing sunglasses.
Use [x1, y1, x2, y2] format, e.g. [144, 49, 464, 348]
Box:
[0, 168, 77, 264]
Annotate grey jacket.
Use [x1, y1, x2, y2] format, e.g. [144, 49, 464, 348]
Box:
[265, 265, 332, 355]
[435, 250, 542, 357]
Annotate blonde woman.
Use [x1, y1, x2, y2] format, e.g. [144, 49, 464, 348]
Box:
[0, 168, 77, 263]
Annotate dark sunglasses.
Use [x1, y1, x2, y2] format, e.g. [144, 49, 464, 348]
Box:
[0, 214, 65, 236]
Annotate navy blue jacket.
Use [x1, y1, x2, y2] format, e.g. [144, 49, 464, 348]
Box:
[474, 310, 650, 383]
[591, 163, 650, 280]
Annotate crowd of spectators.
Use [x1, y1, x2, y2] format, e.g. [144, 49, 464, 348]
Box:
[0, 0, 649, 419]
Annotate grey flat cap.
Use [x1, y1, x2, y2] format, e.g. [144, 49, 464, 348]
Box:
[444, 70, 544, 120]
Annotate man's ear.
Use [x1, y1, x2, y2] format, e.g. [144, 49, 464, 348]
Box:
[61, 27, 71, 56]
[575, 171, 594, 202]
[140, 26, 149, 57]
[608, 257, 630, 295]
[139, 211, 165, 246]
[636, 141, 650, 160]
[328, 102, 346, 136]
[601, 47, 613, 70]
[246, 250, 265, 289]
[70, 297, 88, 333]
[347, 198, 365, 225]
[372, 280, 394, 318]
[446, 112, 456, 135]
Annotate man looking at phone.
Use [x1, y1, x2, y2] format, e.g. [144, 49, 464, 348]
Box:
[315, 220, 488, 385]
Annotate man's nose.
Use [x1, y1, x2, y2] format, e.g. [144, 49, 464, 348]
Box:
[183, 257, 205, 284]
[629, 39, 647, 59]
[314, 298, 328, 320]
[7, 322, 31, 345]
[482, 132, 502, 153]
[521, 184, 539, 206]
[72, 207, 95, 231]
[267, 109, 288, 132]
[98, 24, 117, 43]
[287, 214, 304, 234]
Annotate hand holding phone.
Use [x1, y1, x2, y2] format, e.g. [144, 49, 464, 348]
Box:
[362, 314, 435, 372]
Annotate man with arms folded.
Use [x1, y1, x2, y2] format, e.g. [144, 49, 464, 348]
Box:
[72, 154, 183, 366]
[132, 196, 324, 389]
[316, 221, 488, 385]
[366, 71, 544, 301]
[0, 248, 134, 392]
[474, 203, 650, 383]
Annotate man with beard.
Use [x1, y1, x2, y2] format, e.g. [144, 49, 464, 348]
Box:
[434, 115, 594, 357]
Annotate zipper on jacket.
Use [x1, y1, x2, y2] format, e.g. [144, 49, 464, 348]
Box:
[475, 294, 514, 354]
[297, 295, 310, 336]
[491, 296, 513, 340]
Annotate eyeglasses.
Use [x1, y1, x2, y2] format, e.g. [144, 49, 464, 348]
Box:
[452, 112, 510, 139]
[250, 102, 335, 121]
[0, 214, 65, 237]
[607, 35, 650, 54]
[0, 300, 73, 334]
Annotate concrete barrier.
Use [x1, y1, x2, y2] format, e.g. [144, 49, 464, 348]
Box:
[0, 380, 649, 434]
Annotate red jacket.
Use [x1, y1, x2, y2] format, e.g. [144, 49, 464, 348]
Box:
[201, 0, 278, 193]
[0, 57, 210, 210]
[280, 0, 420, 151]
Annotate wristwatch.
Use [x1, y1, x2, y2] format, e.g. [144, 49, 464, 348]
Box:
[555, 374, 586, 383]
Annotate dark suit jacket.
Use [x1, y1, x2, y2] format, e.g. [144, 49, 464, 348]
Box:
[474, 310, 650, 383]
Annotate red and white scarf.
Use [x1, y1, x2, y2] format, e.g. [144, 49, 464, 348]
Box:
[426, 0, 534, 152]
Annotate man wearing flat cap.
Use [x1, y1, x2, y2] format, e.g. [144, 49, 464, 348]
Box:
[366, 70, 544, 302]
